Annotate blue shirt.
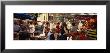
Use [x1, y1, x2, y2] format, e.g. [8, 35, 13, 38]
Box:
[47, 32, 53, 40]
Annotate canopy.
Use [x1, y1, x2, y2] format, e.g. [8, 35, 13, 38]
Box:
[14, 13, 37, 20]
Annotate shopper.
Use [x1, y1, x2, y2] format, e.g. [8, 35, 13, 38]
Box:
[60, 22, 68, 40]
[47, 28, 55, 40]
[29, 21, 35, 39]
[14, 20, 20, 32]
[44, 21, 50, 37]
[19, 28, 29, 40]
[69, 23, 78, 40]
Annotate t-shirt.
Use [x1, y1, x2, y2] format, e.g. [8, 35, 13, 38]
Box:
[14, 25, 20, 32]
[56, 25, 60, 33]
[70, 26, 78, 32]
[78, 22, 83, 31]
[67, 23, 72, 30]
[86, 29, 97, 40]
[50, 23, 54, 30]
[29, 25, 35, 33]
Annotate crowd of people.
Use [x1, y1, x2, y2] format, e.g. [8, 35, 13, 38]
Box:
[14, 15, 97, 40]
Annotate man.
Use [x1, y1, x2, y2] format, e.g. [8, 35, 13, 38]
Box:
[14, 20, 20, 32]
[19, 28, 29, 40]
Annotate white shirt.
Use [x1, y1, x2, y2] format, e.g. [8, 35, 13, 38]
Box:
[67, 22, 72, 30]
[78, 21, 83, 31]
[29, 24, 35, 33]
[50, 23, 54, 30]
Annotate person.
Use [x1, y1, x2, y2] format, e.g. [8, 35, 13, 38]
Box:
[47, 30, 53, 40]
[50, 21, 54, 30]
[35, 22, 40, 34]
[79, 31, 87, 40]
[14, 20, 20, 40]
[86, 17, 97, 40]
[90, 18, 97, 29]
[40, 21, 45, 34]
[86, 28, 96, 40]
[14, 32, 19, 40]
[35, 22, 38, 28]
[47, 28, 55, 40]
[78, 20, 83, 31]
[14, 20, 20, 32]
[60, 22, 68, 40]
[43, 22, 50, 37]
[55, 22, 61, 40]
[29, 21, 35, 38]
[19, 27, 29, 40]
[70, 23, 78, 32]
[67, 21, 72, 32]
[19, 20, 26, 31]
[56, 22, 61, 33]
[69, 23, 78, 40]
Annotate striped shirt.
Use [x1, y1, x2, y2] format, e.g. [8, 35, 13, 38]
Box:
[86, 29, 97, 40]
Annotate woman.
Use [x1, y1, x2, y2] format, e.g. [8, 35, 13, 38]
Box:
[78, 20, 83, 31]
[56, 22, 61, 33]
[43, 22, 50, 37]
[60, 22, 68, 40]
[29, 21, 35, 38]
[70, 23, 78, 40]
